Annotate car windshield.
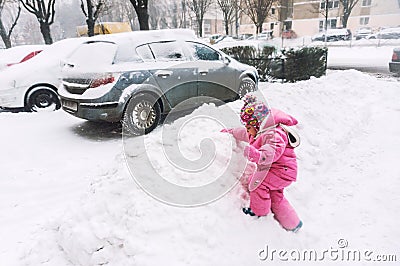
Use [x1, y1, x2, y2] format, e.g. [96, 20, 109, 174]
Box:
[66, 41, 118, 66]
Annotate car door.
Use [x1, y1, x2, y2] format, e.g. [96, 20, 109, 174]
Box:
[146, 41, 198, 109]
[185, 41, 237, 103]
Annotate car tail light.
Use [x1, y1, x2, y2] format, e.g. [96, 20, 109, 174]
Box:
[392, 52, 398, 61]
[90, 74, 115, 88]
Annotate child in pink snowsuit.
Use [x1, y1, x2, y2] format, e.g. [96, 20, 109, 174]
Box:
[223, 95, 302, 232]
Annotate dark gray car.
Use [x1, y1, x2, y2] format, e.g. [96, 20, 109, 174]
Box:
[59, 29, 258, 135]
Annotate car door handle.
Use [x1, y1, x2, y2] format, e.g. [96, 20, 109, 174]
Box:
[155, 70, 173, 78]
[199, 70, 208, 76]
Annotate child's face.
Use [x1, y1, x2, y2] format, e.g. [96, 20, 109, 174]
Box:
[246, 125, 257, 137]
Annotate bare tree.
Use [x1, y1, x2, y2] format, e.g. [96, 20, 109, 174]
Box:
[217, 0, 235, 35]
[180, 0, 187, 28]
[20, 0, 56, 44]
[80, 0, 105, 37]
[308, 0, 329, 31]
[339, 0, 359, 28]
[148, 1, 160, 29]
[187, 0, 212, 37]
[0, 0, 21, 48]
[98, 0, 138, 30]
[241, 0, 274, 34]
[148, 1, 171, 30]
[128, 0, 149, 30]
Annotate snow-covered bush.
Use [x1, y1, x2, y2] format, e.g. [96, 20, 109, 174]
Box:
[220, 45, 327, 82]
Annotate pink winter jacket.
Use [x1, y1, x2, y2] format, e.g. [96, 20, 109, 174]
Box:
[231, 108, 298, 191]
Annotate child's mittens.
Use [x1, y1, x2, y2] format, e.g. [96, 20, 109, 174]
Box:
[220, 128, 233, 134]
[244, 145, 261, 163]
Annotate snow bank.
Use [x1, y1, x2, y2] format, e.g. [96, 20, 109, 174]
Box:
[23, 70, 400, 265]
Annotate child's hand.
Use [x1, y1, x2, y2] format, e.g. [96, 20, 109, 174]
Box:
[244, 145, 261, 163]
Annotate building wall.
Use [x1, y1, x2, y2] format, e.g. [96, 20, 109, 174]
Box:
[239, 0, 400, 38]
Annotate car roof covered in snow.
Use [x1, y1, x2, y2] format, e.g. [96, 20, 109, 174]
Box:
[86, 29, 197, 46]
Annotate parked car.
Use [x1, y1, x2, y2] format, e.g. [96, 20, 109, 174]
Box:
[214, 35, 238, 44]
[0, 38, 89, 111]
[58, 29, 259, 135]
[312, 28, 352, 42]
[238, 33, 254, 40]
[366, 27, 400, 39]
[0, 45, 46, 71]
[354, 27, 373, 40]
[282, 29, 297, 39]
[209, 34, 223, 44]
[389, 48, 400, 74]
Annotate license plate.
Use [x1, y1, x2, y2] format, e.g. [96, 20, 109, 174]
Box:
[62, 100, 78, 111]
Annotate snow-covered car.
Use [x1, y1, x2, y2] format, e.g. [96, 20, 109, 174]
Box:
[389, 48, 400, 74]
[354, 27, 372, 40]
[214, 35, 238, 44]
[209, 34, 222, 44]
[366, 27, 400, 39]
[311, 28, 352, 42]
[282, 29, 296, 39]
[58, 29, 258, 135]
[238, 33, 254, 40]
[0, 45, 46, 71]
[0, 38, 89, 111]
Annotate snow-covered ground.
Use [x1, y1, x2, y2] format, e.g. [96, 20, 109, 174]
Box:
[1, 69, 399, 265]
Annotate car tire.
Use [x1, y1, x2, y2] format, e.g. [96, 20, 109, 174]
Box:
[123, 93, 161, 136]
[238, 77, 256, 99]
[26, 88, 61, 112]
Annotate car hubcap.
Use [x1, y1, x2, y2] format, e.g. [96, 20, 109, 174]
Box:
[36, 93, 52, 108]
[239, 81, 254, 97]
[133, 101, 156, 129]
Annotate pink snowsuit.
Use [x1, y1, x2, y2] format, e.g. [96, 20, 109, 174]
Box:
[231, 108, 300, 230]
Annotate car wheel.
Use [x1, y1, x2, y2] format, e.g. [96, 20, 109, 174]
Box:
[123, 94, 161, 135]
[26, 88, 61, 112]
[238, 77, 256, 99]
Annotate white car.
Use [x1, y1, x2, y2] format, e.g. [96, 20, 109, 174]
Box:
[0, 37, 89, 111]
[366, 27, 400, 39]
[0, 45, 47, 71]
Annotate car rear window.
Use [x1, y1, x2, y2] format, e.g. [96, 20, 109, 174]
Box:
[66, 41, 117, 66]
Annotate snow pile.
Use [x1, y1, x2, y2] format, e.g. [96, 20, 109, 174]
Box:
[22, 70, 400, 265]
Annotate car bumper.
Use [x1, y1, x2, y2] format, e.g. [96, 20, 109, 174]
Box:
[0, 87, 24, 108]
[60, 97, 125, 122]
[389, 62, 400, 73]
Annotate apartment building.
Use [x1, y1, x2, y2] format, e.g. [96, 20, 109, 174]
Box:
[239, 0, 400, 38]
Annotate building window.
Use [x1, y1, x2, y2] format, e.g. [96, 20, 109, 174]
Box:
[271, 8, 275, 15]
[319, 19, 337, 31]
[329, 19, 337, 28]
[360, 17, 370, 25]
[362, 0, 372, 6]
[270, 23, 275, 30]
[320, 1, 339, 9]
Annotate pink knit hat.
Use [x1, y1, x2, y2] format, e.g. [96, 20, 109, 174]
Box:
[240, 95, 270, 131]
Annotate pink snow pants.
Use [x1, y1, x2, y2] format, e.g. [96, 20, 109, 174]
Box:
[250, 183, 300, 230]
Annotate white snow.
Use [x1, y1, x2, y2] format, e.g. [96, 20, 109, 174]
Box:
[0, 40, 400, 265]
